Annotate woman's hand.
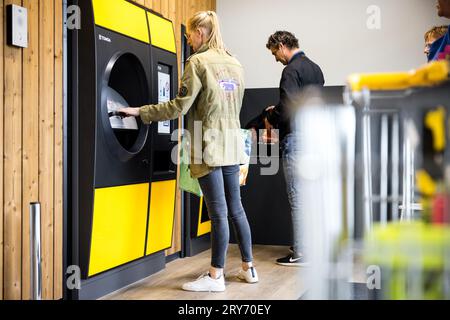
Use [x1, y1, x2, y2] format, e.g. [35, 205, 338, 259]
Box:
[117, 107, 140, 117]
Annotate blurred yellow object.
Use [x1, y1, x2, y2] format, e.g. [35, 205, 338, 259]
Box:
[425, 107, 446, 152]
[364, 221, 450, 269]
[364, 222, 450, 299]
[348, 61, 450, 92]
[416, 170, 437, 197]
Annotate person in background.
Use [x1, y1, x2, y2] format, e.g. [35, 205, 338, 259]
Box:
[119, 11, 258, 292]
[429, 0, 450, 61]
[248, 31, 325, 267]
[424, 25, 448, 60]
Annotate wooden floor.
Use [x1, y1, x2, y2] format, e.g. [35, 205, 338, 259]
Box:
[101, 245, 307, 300]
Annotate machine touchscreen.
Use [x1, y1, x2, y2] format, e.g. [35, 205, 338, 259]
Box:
[157, 64, 171, 134]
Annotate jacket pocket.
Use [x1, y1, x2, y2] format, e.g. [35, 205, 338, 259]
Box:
[202, 118, 245, 167]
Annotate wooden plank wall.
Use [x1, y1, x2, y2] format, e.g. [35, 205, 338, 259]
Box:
[0, 0, 4, 303]
[0, 0, 216, 300]
[129, 0, 216, 256]
[1, 0, 63, 300]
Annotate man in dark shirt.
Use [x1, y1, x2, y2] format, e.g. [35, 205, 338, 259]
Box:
[258, 31, 324, 266]
[265, 31, 325, 141]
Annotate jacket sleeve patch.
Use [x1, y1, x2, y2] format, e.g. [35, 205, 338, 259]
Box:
[179, 86, 188, 97]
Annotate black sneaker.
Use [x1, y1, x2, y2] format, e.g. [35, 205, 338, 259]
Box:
[276, 254, 309, 267]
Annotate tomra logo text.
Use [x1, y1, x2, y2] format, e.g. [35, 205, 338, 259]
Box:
[99, 34, 111, 43]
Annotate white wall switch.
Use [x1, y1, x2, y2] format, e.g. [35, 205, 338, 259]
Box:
[7, 4, 28, 48]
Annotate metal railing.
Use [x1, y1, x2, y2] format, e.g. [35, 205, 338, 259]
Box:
[30, 202, 42, 300]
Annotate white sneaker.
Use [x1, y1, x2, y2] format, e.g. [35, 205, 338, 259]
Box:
[237, 267, 259, 284]
[182, 273, 226, 292]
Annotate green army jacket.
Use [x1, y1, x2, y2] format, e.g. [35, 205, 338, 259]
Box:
[139, 44, 247, 178]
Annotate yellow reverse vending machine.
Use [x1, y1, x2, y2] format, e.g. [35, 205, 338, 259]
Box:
[68, 0, 178, 299]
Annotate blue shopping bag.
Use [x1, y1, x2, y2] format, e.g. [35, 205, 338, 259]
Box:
[239, 129, 252, 186]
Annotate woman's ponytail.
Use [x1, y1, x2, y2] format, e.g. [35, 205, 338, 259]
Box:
[188, 11, 226, 51]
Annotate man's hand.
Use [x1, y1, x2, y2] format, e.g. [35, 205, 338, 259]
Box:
[117, 107, 140, 117]
[262, 117, 279, 144]
[266, 105, 276, 112]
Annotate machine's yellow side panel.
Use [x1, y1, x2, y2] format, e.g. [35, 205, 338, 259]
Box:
[89, 183, 149, 277]
[146, 180, 176, 255]
[92, 0, 150, 44]
[147, 12, 177, 53]
[197, 197, 211, 237]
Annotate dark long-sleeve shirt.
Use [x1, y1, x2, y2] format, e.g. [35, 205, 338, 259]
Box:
[266, 51, 325, 141]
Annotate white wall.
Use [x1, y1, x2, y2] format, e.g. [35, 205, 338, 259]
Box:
[217, 0, 448, 88]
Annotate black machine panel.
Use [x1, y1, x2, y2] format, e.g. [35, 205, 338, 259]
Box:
[235, 87, 345, 246]
[150, 47, 179, 181]
[69, 0, 179, 285]
[95, 27, 153, 188]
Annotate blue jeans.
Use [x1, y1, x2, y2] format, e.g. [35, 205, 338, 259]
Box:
[198, 165, 253, 269]
[281, 133, 304, 256]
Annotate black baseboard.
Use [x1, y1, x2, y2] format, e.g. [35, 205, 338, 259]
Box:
[166, 251, 181, 264]
[186, 234, 211, 257]
[75, 252, 165, 300]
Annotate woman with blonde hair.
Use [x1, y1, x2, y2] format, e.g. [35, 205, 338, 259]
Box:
[119, 11, 257, 292]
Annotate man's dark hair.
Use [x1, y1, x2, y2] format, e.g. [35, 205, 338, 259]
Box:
[266, 31, 299, 50]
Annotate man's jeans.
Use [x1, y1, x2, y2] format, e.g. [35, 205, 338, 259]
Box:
[281, 133, 304, 257]
[198, 165, 253, 269]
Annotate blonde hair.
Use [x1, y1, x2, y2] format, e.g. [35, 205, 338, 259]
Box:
[425, 25, 448, 42]
[188, 11, 226, 51]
